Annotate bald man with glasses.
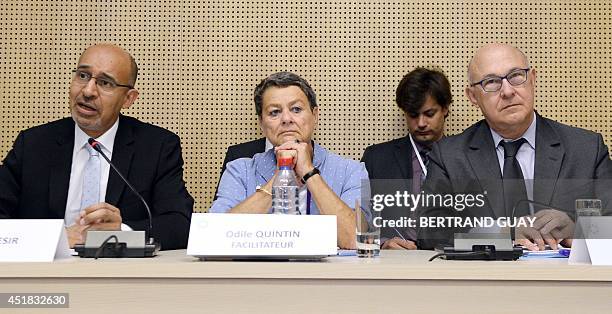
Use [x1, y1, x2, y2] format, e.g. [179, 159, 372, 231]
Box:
[417, 43, 612, 251]
[0, 44, 193, 250]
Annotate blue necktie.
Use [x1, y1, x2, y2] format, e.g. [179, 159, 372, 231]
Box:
[81, 144, 101, 210]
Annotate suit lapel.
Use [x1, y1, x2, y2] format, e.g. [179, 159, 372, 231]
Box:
[393, 135, 413, 179]
[105, 116, 135, 206]
[466, 121, 505, 218]
[49, 119, 75, 218]
[533, 115, 564, 205]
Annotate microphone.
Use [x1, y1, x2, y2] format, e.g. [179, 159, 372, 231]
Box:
[432, 233, 523, 261]
[87, 138, 153, 233]
[73, 138, 158, 258]
[431, 198, 549, 261]
[430, 200, 572, 261]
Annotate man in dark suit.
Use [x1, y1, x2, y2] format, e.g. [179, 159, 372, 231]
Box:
[0, 44, 193, 250]
[417, 43, 612, 250]
[361, 68, 452, 250]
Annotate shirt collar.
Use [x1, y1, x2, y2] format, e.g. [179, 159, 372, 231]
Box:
[490, 111, 537, 149]
[264, 138, 274, 151]
[74, 118, 120, 154]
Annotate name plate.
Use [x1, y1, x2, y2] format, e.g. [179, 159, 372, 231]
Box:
[187, 213, 337, 258]
[569, 216, 612, 265]
[0, 220, 71, 262]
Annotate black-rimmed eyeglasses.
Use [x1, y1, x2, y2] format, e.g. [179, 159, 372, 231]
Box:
[470, 68, 530, 92]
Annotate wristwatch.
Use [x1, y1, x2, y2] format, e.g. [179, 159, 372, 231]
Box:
[301, 167, 320, 184]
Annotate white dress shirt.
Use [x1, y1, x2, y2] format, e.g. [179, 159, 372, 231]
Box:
[64, 119, 118, 226]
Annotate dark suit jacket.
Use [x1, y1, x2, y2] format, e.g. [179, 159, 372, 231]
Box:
[0, 115, 194, 250]
[214, 138, 266, 198]
[417, 113, 612, 249]
[362, 135, 414, 181]
[361, 135, 417, 241]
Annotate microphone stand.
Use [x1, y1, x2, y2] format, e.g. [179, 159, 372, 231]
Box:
[73, 138, 160, 258]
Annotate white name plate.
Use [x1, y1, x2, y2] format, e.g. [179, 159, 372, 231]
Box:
[0, 219, 71, 262]
[187, 213, 337, 258]
[569, 216, 612, 265]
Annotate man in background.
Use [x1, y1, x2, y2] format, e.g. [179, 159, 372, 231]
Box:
[362, 67, 452, 250]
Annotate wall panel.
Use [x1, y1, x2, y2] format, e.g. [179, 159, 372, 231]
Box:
[1, 0, 610, 210]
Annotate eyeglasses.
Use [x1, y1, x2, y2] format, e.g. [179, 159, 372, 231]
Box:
[72, 69, 133, 92]
[470, 68, 530, 92]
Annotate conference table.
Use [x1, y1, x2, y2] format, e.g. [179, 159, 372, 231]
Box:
[1, 250, 611, 313]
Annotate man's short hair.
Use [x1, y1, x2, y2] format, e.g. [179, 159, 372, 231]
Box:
[128, 54, 138, 87]
[254, 72, 317, 117]
[396, 67, 452, 115]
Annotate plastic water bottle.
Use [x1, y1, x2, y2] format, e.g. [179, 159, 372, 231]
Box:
[272, 156, 300, 214]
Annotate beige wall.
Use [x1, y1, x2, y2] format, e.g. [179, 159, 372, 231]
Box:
[1, 0, 610, 211]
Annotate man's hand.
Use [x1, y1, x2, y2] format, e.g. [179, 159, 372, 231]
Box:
[381, 237, 417, 250]
[79, 202, 122, 230]
[515, 225, 550, 251]
[274, 140, 314, 178]
[532, 209, 575, 242]
[515, 209, 574, 250]
[65, 223, 89, 248]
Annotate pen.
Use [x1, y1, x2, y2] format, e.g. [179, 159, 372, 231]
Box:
[393, 227, 407, 241]
[559, 249, 571, 257]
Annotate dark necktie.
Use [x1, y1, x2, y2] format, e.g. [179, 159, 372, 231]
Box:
[419, 147, 431, 186]
[500, 139, 529, 217]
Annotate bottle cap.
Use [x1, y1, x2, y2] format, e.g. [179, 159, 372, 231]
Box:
[278, 157, 293, 167]
[277, 149, 296, 159]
